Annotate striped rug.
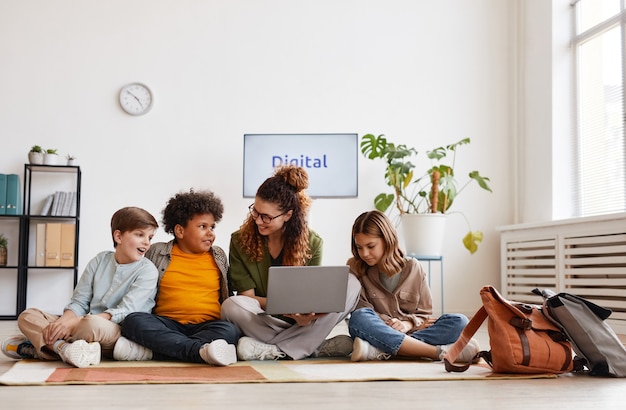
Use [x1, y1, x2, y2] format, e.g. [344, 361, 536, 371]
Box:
[0, 358, 557, 385]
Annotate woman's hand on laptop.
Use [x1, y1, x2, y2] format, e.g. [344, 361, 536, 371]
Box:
[285, 312, 327, 326]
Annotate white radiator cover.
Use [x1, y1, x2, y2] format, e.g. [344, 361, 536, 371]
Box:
[499, 213, 626, 334]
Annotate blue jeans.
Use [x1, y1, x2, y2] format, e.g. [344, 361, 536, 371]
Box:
[348, 307, 468, 356]
[121, 312, 240, 364]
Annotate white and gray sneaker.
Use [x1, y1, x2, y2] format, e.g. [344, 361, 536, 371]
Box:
[55, 340, 101, 368]
[236, 336, 286, 361]
[351, 337, 391, 362]
[439, 338, 480, 363]
[113, 336, 153, 361]
[199, 339, 237, 366]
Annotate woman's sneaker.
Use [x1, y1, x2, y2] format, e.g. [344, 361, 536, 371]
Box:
[315, 335, 353, 357]
[199, 339, 237, 366]
[236, 336, 286, 361]
[351, 337, 391, 362]
[2, 335, 38, 360]
[54, 340, 101, 368]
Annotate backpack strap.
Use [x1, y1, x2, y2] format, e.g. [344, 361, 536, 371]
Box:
[443, 305, 488, 372]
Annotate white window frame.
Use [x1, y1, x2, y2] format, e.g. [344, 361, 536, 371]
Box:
[571, 0, 626, 216]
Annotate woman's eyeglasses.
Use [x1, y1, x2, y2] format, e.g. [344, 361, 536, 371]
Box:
[248, 204, 286, 224]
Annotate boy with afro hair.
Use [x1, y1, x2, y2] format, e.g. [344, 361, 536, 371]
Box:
[114, 189, 240, 366]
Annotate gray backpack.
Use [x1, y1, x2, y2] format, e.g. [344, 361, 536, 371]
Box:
[533, 288, 626, 377]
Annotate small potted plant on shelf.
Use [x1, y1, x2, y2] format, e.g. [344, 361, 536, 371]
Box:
[0, 233, 8, 266]
[28, 145, 44, 165]
[361, 133, 492, 255]
[43, 148, 59, 165]
[66, 154, 77, 166]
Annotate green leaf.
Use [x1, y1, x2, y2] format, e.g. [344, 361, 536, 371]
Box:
[402, 170, 414, 190]
[447, 137, 470, 151]
[462, 230, 483, 254]
[374, 193, 394, 212]
[427, 146, 447, 161]
[360, 134, 387, 159]
[469, 171, 493, 193]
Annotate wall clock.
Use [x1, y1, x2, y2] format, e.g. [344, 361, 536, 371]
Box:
[119, 83, 153, 115]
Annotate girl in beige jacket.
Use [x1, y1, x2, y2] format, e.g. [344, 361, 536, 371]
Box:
[347, 210, 479, 363]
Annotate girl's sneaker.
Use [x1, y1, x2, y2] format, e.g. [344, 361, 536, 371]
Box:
[439, 338, 481, 363]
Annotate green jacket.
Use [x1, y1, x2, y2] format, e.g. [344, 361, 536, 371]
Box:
[228, 229, 323, 297]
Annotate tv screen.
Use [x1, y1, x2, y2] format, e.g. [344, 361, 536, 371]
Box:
[243, 133, 358, 198]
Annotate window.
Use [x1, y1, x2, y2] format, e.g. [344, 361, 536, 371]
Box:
[572, 0, 626, 215]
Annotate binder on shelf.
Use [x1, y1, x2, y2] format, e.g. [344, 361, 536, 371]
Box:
[40, 194, 54, 216]
[69, 192, 77, 217]
[0, 173, 6, 215]
[5, 174, 21, 215]
[60, 223, 75, 267]
[36, 223, 46, 266]
[61, 191, 74, 216]
[58, 192, 68, 216]
[45, 223, 62, 267]
[51, 191, 62, 216]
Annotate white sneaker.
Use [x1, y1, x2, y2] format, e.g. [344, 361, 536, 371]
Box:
[199, 339, 237, 366]
[439, 338, 480, 363]
[237, 336, 286, 361]
[113, 336, 153, 361]
[351, 337, 391, 362]
[56, 340, 101, 368]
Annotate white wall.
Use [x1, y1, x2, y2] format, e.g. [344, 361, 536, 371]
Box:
[0, 0, 517, 316]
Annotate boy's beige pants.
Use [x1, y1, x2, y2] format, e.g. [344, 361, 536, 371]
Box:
[17, 308, 120, 360]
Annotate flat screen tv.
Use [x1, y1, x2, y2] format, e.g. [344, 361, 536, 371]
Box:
[243, 133, 358, 198]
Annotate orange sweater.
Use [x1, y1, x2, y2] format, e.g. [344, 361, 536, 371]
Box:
[154, 244, 221, 324]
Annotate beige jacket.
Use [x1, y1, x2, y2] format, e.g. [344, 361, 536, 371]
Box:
[347, 257, 433, 332]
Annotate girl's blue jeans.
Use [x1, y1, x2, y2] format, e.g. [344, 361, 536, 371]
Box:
[348, 307, 468, 355]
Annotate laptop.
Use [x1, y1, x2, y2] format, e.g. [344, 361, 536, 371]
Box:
[262, 265, 349, 315]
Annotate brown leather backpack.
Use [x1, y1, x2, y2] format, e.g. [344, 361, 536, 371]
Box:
[443, 285, 574, 374]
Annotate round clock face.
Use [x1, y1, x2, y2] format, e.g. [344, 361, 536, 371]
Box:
[119, 83, 153, 115]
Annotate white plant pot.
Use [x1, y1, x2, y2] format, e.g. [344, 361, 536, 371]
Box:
[43, 154, 58, 165]
[400, 213, 447, 257]
[28, 152, 44, 164]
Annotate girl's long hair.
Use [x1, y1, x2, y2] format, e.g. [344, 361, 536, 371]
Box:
[351, 210, 405, 277]
[238, 165, 312, 265]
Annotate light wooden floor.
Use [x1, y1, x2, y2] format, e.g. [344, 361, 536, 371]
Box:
[1, 320, 624, 410]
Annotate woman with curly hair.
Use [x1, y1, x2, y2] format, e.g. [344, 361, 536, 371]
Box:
[114, 189, 240, 366]
[221, 165, 360, 360]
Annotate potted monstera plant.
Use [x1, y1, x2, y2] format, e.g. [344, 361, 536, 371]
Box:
[360, 133, 492, 254]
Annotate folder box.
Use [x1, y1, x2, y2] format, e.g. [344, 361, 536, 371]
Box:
[36, 223, 46, 267]
[5, 174, 21, 215]
[0, 173, 6, 215]
[45, 223, 62, 267]
[60, 224, 75, 267]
